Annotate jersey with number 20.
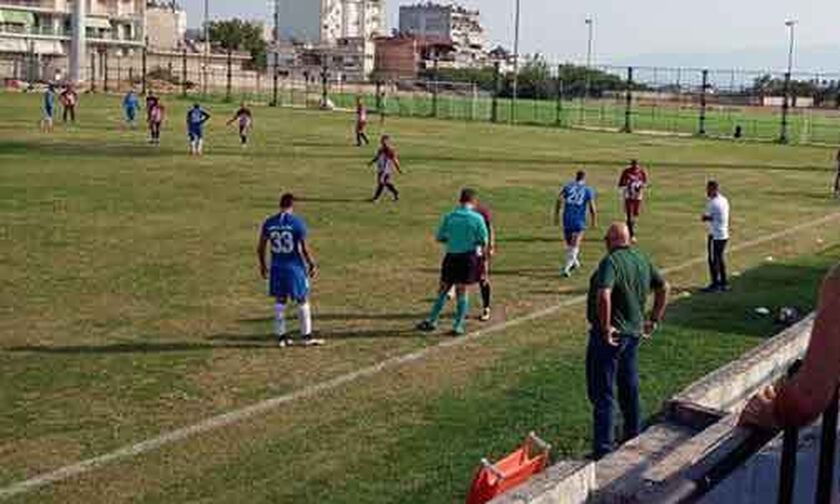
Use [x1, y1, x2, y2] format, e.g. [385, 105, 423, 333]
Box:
[262, 212, 308, 272]
[561, 181, 595, 231]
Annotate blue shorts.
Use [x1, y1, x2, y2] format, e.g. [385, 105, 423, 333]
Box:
[44, 106, 54, 119]
[188, 127, 203, 141]
[564, 221, 586, 242]
[269, 267, 310, 301]
[125, 108, 137, 121]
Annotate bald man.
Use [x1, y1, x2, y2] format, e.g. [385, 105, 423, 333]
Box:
[586, 222, 670, 458]
[740, 265, 840, 429]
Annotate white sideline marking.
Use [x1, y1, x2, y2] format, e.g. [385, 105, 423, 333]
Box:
[1, 211, 839, 499]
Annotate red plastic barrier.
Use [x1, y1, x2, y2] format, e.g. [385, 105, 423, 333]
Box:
[466, 433, 551, 504]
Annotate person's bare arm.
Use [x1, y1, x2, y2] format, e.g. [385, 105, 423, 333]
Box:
[393, 155, 403, 174]
[257, 234, 269, 279]
[598, 288, 618, 346]
[589, 199, 598, 228]
[740, 267, 840, 429]
[644, 282, 670, 337]
[299, 240, 318, 278]
[554, 197, 563, 226]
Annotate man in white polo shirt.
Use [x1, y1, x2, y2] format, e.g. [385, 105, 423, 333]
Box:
[701, 180, 731, 293]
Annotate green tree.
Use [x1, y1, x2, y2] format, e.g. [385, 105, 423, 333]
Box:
[207, 19, 267, 70]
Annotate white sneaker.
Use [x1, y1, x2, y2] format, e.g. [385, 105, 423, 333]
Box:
[300, 336, 325, 347]
[479, 308, 491, 322]
[277, 337, 291, 348]
[562, 267, 572, 278]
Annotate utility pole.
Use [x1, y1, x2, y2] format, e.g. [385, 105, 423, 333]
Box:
[585, 17, 594, 99]
[510, 0, 520, 123]
[779, 19, 797, 144]
[203, 0, 209, 95]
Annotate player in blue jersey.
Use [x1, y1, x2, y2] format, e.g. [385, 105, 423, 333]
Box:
[186, 103, 211, 155]
[257, 193, 322, 347]
[554, 170, 598, 277]
[40, 85, 56, 133]
[122, 89, 141, 129]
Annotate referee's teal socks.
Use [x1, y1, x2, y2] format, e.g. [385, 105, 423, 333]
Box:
[454, 294, 469, 332]
[428, 292, 448, 324]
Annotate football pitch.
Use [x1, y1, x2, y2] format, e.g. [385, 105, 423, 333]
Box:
[1, 91, 840, 503]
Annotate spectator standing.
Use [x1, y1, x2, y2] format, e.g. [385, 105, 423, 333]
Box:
[701, 180, 731, 293]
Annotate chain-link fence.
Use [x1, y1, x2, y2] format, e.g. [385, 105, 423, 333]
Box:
[5, 51, 840, 146]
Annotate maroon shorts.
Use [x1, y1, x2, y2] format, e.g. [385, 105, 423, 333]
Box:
[625, 199, 643, 218]
[378, 172, 392, 185]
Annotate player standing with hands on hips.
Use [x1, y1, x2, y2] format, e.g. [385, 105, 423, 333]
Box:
[369, 135, 402, 202]
[257, 193, 322, 347]
[186, 103, 210, 156]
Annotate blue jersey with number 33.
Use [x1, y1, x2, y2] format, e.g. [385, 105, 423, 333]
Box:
[562, 181, 595, 231]
[262, 212, 308, 271]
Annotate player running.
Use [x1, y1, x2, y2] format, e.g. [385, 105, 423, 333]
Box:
[186, 103, 210, 155]
[369, 135, 402, 202]
[41, 85, 56, 133]
[355, 96, 369, 147]
[618, 159, 649, 240]
[122, 89, 141, 129]
[417, 188, 489, 336]
[226, 102, 253, 147]
[257, 193, 322, 347]
[147, 98, 165, 145]
[60, 85, 78, 124]
[554, 170, 598, 277]
[474, 199, 495, 322]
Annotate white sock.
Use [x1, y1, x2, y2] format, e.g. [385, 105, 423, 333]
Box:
[564, 247, 575, 271]
[299, 302, 312, 337]
[274, 302, 286, 337]
[572, 246, 581, 265]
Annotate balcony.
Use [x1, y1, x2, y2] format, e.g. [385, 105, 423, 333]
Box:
[0, 23, 144, 44]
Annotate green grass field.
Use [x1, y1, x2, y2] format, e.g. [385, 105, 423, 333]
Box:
[1, 90, 840, 503]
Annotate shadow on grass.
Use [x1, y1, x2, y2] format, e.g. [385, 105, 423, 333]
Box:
[209, 327, 418, 342]
[3, 341, 266, 354]
[664, 261, 828, 338]
[237, 312, 426, 324]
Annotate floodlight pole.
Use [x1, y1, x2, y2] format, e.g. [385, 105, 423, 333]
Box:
[585, 17, 593, 99]
[203, 0, 209, 95]
[510, 0, 520, 123]
[779, 19, 796, 144]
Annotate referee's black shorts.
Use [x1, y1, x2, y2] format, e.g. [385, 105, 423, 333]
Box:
[441, 252, 481, 286]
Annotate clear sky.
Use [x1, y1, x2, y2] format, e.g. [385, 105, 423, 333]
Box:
[180, 0, 840, 70]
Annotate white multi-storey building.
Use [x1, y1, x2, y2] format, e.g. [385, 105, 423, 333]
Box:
[399, 2, 486, 68]
[0, 0, 145, 81]
[274, 0, 385, 80]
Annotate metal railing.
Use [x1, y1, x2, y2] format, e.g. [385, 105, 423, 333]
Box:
[657, 360, 839, 504]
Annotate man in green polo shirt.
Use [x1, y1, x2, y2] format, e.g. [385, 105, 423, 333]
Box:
[586, 222, 670, 458]
[417, 188, 489, 336]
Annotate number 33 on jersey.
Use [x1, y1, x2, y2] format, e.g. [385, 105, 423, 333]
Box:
[261, 212, 308, 270]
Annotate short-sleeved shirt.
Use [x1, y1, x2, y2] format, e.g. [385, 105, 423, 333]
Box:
[235, 108, 252, 127]
[61, 90, 77, 107]
[375, 146, 397, 175]
[357, 105, 367, 123]
[149, 104, 164, 123]
[475, 205, 493, 256]
[619, 168, 648, 201]
[705, 194, 730, 240]
[436, 206, 489, 255]
[187, 108, 208, 129]
[561, 181, 595, 230]
[261, 212, 308, 271]
[123, 93, 140, 111]
[586, 247, 665, 336]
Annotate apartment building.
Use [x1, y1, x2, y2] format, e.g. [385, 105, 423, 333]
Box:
[0, 0, 145, 81]
[398, 2, 487, 68]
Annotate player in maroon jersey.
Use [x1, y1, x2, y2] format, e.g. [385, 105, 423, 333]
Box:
[474, 201, 496, 321]
[618, 159, 649, 239]
[834, 148, 840, 198]
[368, 135, 402, 202]
[355, 96, 369, 147]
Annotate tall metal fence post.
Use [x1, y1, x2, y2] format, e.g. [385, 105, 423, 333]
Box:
[271, 52, 279, 107]
[141, 39, 147, 95]
[375, 80, 383, 115]
[181, 49, 187, 97]
[431, 55, 439, 118]
[698, 69, 709, 135]
[102, 50, 109, 92]
[779, 71, 791, 143]
[555, 65, 564, 126]
[225, 49, 233, 102]
[320, 62, 328, 108]
[816, 388, 839, 503]
[90, 52, 96, 92]
[490, 61, 500, 123]
[622, 66, 633, 133]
